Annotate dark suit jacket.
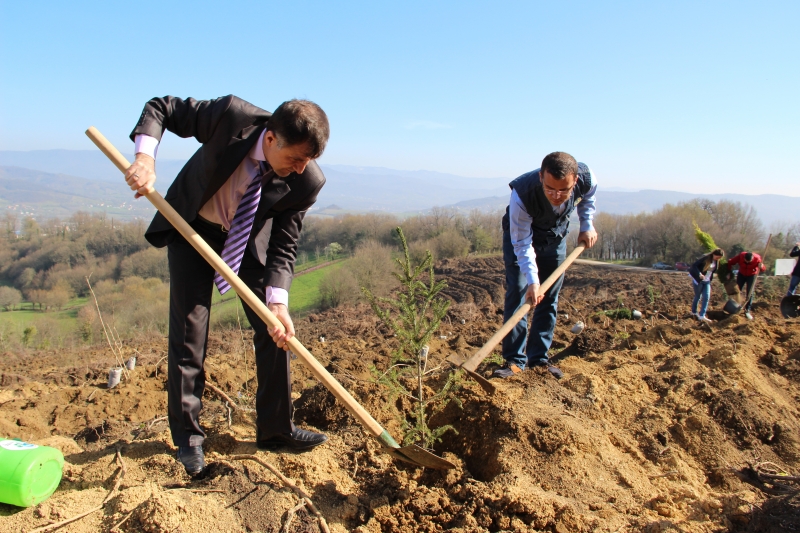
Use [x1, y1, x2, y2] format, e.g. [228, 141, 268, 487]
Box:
[130, 95, 325, 291]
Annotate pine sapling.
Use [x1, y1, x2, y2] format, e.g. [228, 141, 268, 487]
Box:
[362, 227, 462, 449]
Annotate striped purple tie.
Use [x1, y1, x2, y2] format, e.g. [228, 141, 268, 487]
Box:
[214, 163, 265, 294]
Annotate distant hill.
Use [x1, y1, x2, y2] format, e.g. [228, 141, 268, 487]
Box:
[1, 150, 798, 225]
[0, 166, 156, 221]
[449, 190, 799, 225]
[316, 165, 509, 212]
[0, 149, 186, 186]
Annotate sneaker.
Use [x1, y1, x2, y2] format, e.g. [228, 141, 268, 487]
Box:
[697, 315, 712, 323]
[177, 445, 206, 477]
[745, 312, 753, 320]
[492, 362, 524, 379]
[691, 313, 699, 320]
[546, 365, 564, 380]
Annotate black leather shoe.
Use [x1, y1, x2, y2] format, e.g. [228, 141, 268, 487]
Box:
[177, 445, 206, 476]
[257, 428, 328, 450]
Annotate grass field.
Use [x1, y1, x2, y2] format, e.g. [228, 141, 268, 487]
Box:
[0, 297, 87, 331]
[0, 260, 343, 341]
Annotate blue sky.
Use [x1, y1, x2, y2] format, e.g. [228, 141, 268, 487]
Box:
[1, 1, 798, 195]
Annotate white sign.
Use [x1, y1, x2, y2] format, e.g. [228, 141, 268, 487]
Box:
[775, 259, 797, 276]
[0, 440, 38, 451]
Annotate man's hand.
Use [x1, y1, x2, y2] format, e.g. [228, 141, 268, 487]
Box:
[268, 303, 295, 349]
[525, 283, 544, 306]
[578, 229, 598, 248]
[124, 153, 156, 199]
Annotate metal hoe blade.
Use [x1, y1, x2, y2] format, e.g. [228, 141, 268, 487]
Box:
[446, 354, 496, 394]
[382, 444, 456, 470]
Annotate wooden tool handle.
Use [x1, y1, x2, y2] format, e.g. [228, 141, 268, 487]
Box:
[462, 243, 585, 372]
[85, 126, 389, 440]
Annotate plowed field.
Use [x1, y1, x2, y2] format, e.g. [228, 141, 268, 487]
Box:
[1, 257, 799, 533]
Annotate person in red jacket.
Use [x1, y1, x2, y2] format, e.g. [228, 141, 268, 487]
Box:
[727, 251, 766, 320]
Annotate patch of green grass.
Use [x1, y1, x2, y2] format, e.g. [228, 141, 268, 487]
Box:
[291, 262, 345, 315]
[0, 297, 88, 335]
[209, 260, 346, 325]
[295, 256, 344, 273]
[484, 352, 504, 366]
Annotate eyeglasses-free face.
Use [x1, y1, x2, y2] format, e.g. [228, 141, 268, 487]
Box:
[541, 170, 577, 206]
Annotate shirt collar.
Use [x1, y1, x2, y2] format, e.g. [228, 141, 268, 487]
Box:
[249, 128, 268, 162]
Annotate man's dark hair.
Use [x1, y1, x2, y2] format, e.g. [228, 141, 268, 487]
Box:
[541, 152, 579, 180]
[744, 252, 754, 262]
[268, 99, 330, 158]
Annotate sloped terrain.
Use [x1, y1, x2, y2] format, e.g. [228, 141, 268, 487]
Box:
[1, 259, 799, 532]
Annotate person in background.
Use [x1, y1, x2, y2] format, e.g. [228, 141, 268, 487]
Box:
[788, 242, 800, 297]
[727, 250, 766, 320]
[688, 248, 725, 323]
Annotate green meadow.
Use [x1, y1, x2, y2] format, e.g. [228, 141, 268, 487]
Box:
[0, 261, 343, 346]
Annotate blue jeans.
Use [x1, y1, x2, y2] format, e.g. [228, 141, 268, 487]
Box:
[502, 230, 566, 368]
[692, 280, 711, 317]
[788, 275, 800, 297]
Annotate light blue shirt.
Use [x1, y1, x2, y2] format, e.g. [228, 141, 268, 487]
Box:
[510, 167, 597, 285]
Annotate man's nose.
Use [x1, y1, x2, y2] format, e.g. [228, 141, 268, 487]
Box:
[295, 161, 309, 174]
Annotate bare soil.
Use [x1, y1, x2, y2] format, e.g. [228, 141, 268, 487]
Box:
[1, 258, 799, 532]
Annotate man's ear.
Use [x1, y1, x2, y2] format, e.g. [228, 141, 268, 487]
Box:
[264, 130, 278, 147]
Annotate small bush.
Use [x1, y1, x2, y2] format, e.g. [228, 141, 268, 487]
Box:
[348, 240, 397, 298]
[119, 247, 169, 281]
[431, 230, 471, 259]
[319, 267, 359, 309]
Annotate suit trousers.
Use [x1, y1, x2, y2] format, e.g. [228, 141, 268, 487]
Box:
[166, 218, 294, 447]
[501, 228, 567, 368]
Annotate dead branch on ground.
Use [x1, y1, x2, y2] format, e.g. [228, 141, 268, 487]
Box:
[281, 500, 308, 533]
[733, 461, 800, 495]
[231, 454, 330, 533]
[28, 447, 127, 533]
[205, 381, 239, 409]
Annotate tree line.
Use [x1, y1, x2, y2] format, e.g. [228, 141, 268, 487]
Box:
[576, 198, 799, 271]
[1, 197, 797, 320]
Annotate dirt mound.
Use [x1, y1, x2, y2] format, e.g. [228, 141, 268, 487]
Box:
[2, 259, 799, 532]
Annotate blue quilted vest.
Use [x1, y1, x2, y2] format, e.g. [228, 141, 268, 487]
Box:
[502, 163, 593, 245]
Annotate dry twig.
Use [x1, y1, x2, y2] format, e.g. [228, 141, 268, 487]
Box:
[205, 381, 239, 409]
[28, 448, 127, 533]
[231, 455, 330, 533]
[281, 500, 307, 533]
[85, 275, 129, 381]
[648, 470, 679, 479]
[109, 510, 133, 533]
[147, 415, 168, 430]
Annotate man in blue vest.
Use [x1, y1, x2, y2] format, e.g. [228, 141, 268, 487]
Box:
[494, 152, 597, 380]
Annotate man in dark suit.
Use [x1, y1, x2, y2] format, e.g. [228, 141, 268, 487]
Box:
[124, 95, 330, 476]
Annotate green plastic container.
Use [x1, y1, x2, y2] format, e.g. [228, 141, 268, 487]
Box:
[0, 438, 64, 507]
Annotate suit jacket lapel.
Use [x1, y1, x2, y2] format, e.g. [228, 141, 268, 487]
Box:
[199, 125, 265, 207]
[256, 171, 290, 219]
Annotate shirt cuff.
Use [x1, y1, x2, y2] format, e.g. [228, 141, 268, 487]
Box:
[134, 134, 159, 159]
[579, 220, 595, 233]
[526, 272, 539, 286]
[265, 287, 289, 306]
